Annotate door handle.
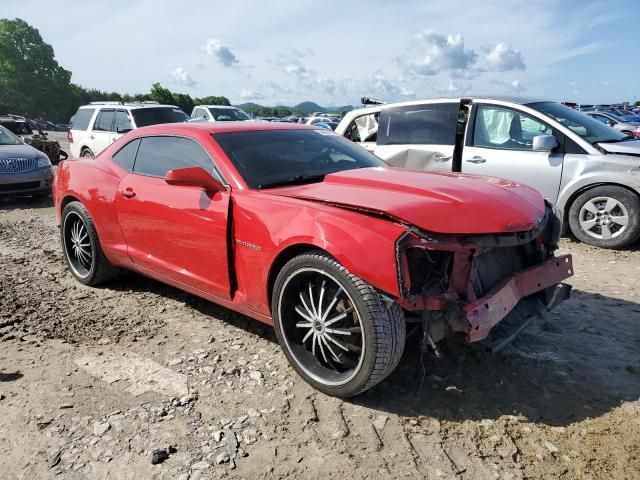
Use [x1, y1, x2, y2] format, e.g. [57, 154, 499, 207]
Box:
[89, 135, 95, 140]
[466, 156, 486, 164]
[432, 154, 452, 162]
[122, 188, 136, 198]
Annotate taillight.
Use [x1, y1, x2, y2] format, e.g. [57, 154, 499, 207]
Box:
[634, 127, 640, 138]
[67, 130, 73, 143]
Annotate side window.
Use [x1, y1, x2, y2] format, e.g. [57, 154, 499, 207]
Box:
[191, 108, 201, 119]
[93, 109, 115, 132]
[114, 110, 132, 133]
[378, 103, 459, 146]
[112, 139, 140, 171]
[592, 114, 612, 125]
[71, 108, 95, 130]
[473, 105, 552, 151]
[133, 136, 218, 179]
[344, 113, 379, 143]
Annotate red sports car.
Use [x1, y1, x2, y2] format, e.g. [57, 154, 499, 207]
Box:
[53, 122, 572, 397]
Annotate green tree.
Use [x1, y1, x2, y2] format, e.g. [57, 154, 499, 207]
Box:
[0, 18, 73, 122]
[149, 82, 176, 105]
[196, 95, 230, 106]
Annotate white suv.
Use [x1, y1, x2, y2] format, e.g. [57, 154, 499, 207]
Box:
[68, 102, 189, 157]
[190, 105, 251, 122]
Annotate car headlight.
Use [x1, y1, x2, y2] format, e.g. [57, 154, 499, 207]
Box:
[37, 156, 51, 168]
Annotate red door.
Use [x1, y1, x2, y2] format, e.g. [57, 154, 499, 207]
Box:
[115, 173, 231, 299]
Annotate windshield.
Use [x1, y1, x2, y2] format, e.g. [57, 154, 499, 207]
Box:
[0, 125, 22, 145]
[208, 107, 251, 121]
[131, 107, 189, 127]
[214, 129, 385, 189]
[529, 102, 627, 144]
[0, 121, 32, 136]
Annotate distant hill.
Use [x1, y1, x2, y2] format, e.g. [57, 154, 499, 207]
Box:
[235, 101, 354, 116]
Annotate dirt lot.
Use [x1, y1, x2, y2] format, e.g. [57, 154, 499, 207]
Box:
[1, 191, 639, 479]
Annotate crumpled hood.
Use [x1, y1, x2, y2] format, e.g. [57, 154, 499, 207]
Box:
[597, 140, 640, 156]
[264, 167, 546, 235]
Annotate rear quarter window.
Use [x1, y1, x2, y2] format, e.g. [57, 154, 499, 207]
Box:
[112, 139, 140, 171]
[378, 103, 459, 145]
[71, 109, 95, 130]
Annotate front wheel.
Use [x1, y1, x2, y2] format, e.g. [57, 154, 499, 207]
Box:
[272, 251, 405, 397]
[568, 186, 640, 249]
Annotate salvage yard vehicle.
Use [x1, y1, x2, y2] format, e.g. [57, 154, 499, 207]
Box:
[0, 114, 68, 165]
[190, 105, 252, 122]
[53, 122, 572, 397]
[0, 125, 54, 197]
[584, 111, 640, 138]
[68, 102, 189, 158]
[337, 97, 640, 249]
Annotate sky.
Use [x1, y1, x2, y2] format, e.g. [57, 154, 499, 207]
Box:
[4, 0, 639, 106]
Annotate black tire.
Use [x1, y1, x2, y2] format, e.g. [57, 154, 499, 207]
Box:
[568, 185, 640, 249]
[61, 201, 118, 285]
[272, 251, 405, 398]
[81, 148, 94, 157]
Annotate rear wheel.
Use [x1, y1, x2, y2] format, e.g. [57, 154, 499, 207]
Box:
[81, 148, 94, 157]
[272, 251, 405, 397]
[568, 186, 640, 249]
[61, 201, 118, 285]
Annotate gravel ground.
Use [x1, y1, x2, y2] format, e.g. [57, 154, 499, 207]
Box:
[0, 196, 638, 479]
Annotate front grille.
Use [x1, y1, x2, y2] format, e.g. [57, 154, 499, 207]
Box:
[0, 157, 37, 174]
[0, 181, 40, 192]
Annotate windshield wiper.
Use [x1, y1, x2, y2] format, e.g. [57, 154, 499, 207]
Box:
[258, 174, 326, 190]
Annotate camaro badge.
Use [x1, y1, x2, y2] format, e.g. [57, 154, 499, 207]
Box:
[236, 240, 261, 251]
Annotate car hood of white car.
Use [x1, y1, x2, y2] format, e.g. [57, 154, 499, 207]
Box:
[597, 139, 640, 156]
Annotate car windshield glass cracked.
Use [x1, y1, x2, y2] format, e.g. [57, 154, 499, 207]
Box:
[213, 129, 385, 189]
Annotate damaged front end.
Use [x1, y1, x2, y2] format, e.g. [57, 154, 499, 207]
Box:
[396, 202, 573, 352]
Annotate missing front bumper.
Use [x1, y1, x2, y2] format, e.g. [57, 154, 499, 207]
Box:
[464, 254, 573, 342]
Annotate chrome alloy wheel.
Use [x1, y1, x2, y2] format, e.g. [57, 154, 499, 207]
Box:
[579, 196, 629, 240]
[278, 268, 365, 386]
[63, 211, 93, 278]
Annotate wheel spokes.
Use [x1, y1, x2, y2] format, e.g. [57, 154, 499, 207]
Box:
[320, 335, 342, 363]
[605, 197, 619, 213]
[320, 288, 342, 322]
[308, 283, 318, 317]
[298, 292, 314, 318]
[610, 215, 628, 226]
[325, 306, 354, 327]
[601, 224, 613, 239]
[283, 270, 365, 380]
[583, 201, 600, 215]
[580, 218, 597, 231]
[295, 305, 314, 323]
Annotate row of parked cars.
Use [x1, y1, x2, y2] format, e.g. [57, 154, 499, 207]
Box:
[2, 96, 640, 249]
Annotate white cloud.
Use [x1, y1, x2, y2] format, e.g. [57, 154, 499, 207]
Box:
[511, 79, 525, 92]
[366, 72, 415, 100]
[485, 43, 526, 71]
[169, 67, 196, 87]
[273, 50, 314, 80]
[204, 39, 238, 67]
[434, 80, 472, 95]
[405, 30, 478, 76]
[569, 81, 580, 95]
[240, 89, 265, 101]
[489, 78, 526, 93]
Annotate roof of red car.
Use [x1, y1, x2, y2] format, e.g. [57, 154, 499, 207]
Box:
[134, 121, 317, 135]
